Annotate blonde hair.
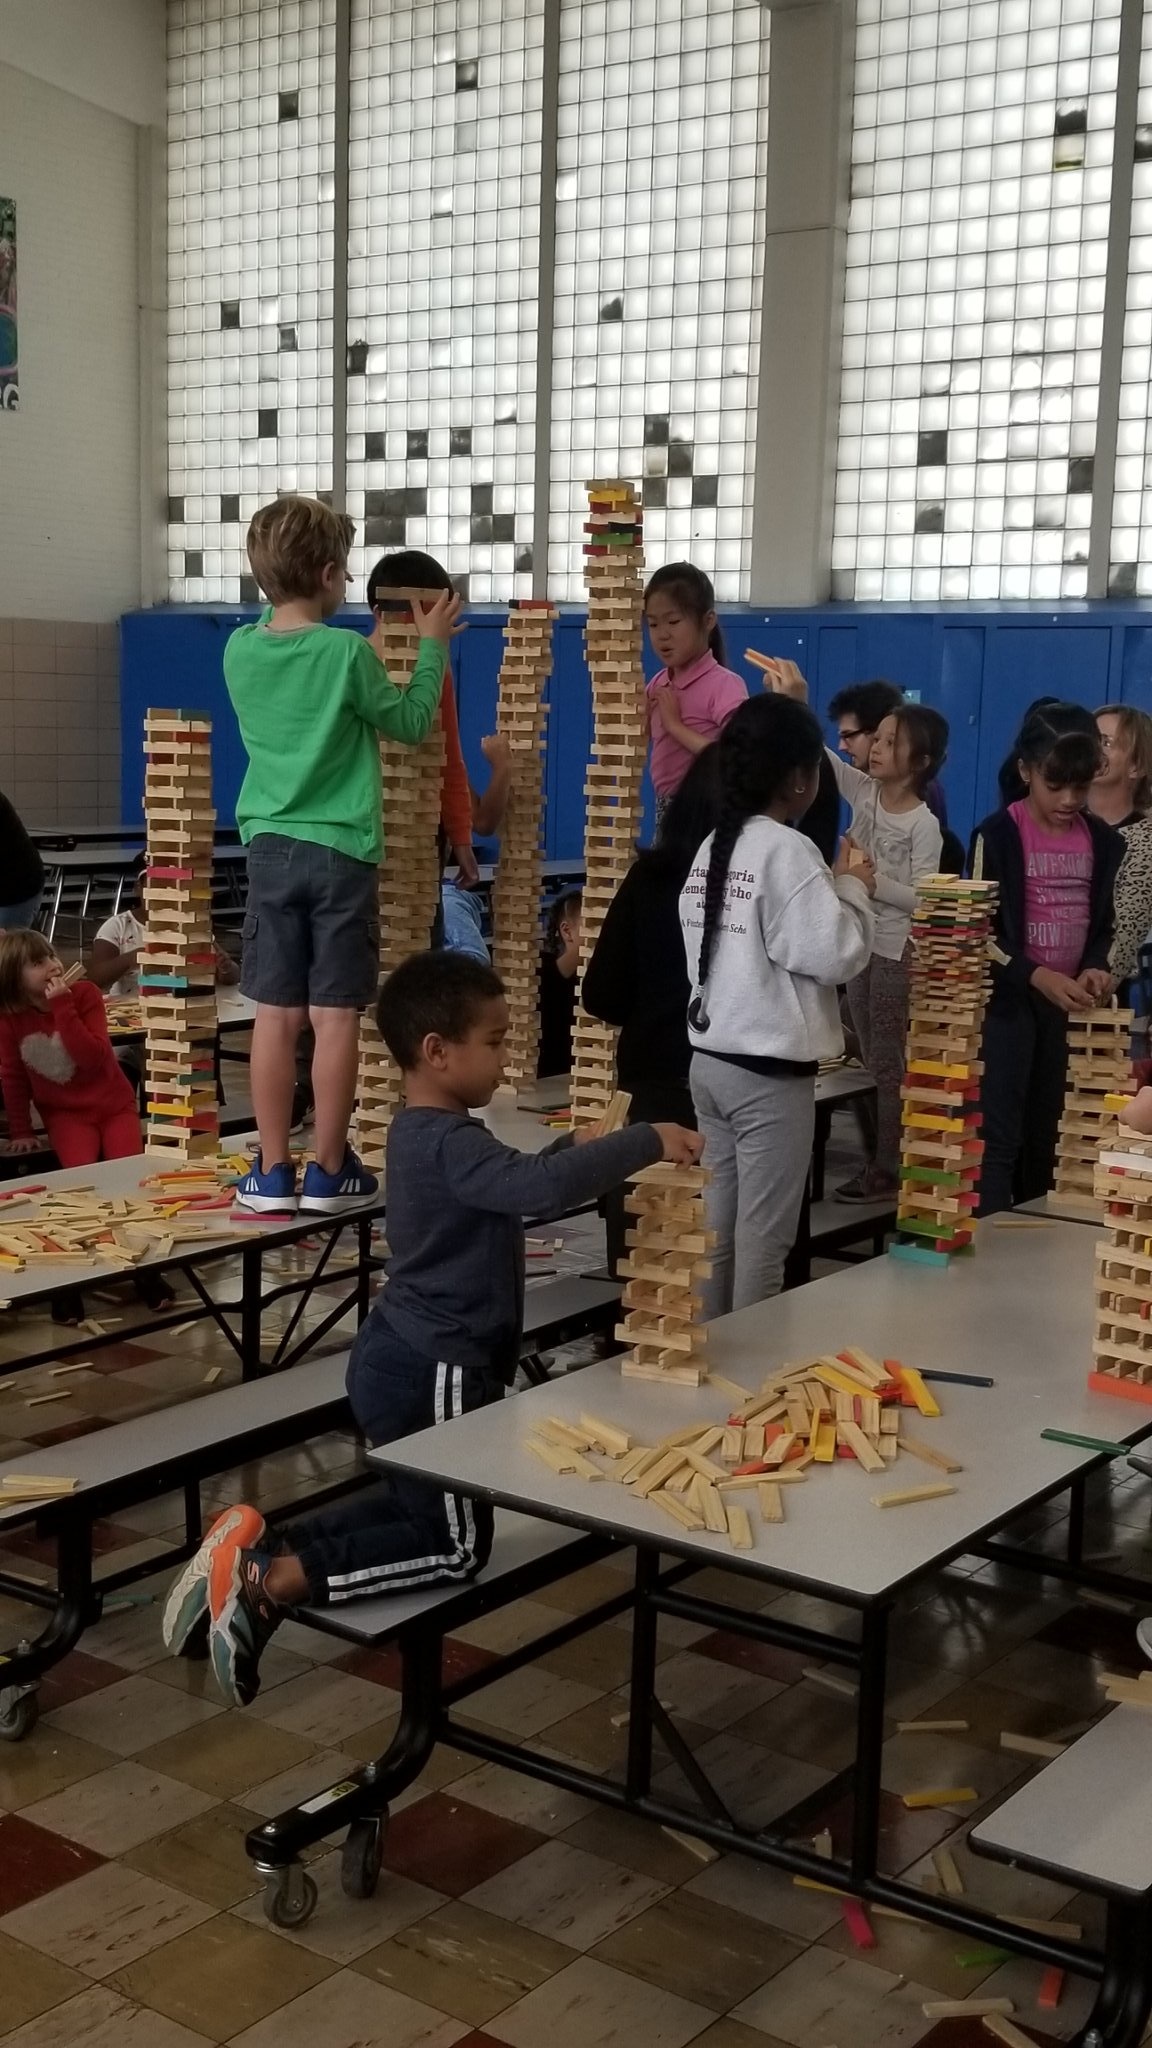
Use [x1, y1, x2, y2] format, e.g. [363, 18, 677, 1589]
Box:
[0, 928, 52, 1013]
[246, 496, 356, 605]
[1096, 703, 1152, 812]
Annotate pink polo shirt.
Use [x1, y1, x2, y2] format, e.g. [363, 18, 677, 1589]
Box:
[647, 652, 748, 798]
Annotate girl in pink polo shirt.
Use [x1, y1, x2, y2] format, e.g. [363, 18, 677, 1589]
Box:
[973, 702, 1125, 1215]
[645, 565, 747, 828]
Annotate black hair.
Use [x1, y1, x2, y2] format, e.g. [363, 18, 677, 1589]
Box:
[695, 694, 824, 991]
[996, 696, 1061, 804]
[544, 889, 582, 953]
[1000, 700, 1101, 805]
[891, 703, 948, 796]
[644, 744, 723, 885]
[366, 549, 455, 610]
[643, 562, 726, 664]
[827, 679, 904, 733]
[376, 949, 504, 1069]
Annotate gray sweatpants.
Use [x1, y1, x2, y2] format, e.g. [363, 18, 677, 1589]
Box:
[690, 1052, 815, 1320]
[846, 947, 910, 1180]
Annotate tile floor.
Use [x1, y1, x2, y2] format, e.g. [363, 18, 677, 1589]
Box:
[0, 1109, 1149, 2045]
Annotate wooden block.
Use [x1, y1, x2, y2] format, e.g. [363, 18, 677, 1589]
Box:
[758, 1482, 784, 1523]
[651, 1487, 705, 1532]
[932, 1846, 965, 1895]
[998, 1731, 1065, 1760]
[580, 1413, 631, 1458]
[896, 1719, 970, 1732]
[872, 1483, 957, 1509]
[983, 2018, 1038, 2048]
[897, 1433, 963, 1474]
[921, 2002, 1014, 2021]
[726, 1504, 753, 1549]
[0, 1474, 79, 1497]
[838, 1420, 886, 1473]
[902, 1786, 977, 1809]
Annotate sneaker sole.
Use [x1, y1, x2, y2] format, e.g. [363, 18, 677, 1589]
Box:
[298, 1191, 378, 1214]
[162, 1505, 265, 1654]
[233, 1191, 300, 1214]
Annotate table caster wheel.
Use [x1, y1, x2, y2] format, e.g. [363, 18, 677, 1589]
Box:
[0, 1685, 39, 1742]
[341, 1811, 387, 1899]
[263, 1864, 318, 1928]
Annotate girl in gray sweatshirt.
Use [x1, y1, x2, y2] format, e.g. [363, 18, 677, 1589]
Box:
[679, 695, 875, 1317]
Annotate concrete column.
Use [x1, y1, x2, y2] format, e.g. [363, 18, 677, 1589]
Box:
[750, 0, 855, 605]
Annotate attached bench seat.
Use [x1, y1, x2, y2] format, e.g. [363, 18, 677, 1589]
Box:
[970, 1704, 1152, 2048]
[0, 1273, 624, 1737]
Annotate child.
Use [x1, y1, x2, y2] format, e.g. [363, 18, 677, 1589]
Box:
[583, 747, 722, 1271]
[827, 704, 947, 1200]
[0, 929, 174, 1318]
[679, 695, 876, 1316]
[366, 549, 476, 888]
[1089, 704, 1152, 992]
[88, 851, 239, 999]
[162, 949, 701, 1705]
[537, 889, 581, 1078]
[0, 930, 142, 1166]
[645, 563, 746, 826]
[974, 701, 1125, 1215]
[224, 497, 459, 1214]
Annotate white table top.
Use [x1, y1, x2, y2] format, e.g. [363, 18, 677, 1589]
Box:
[971, 1703, 1152, 1896]
[815, 1064, 875, 1105]
[373, 1219, 1148, 1604]
[1015, 1193, 1101, 1229]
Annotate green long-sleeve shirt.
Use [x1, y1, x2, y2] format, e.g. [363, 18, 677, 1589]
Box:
[224, 615, 446, 866]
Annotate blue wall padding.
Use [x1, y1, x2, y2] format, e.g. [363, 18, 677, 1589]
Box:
[120, 602, 1152, 859]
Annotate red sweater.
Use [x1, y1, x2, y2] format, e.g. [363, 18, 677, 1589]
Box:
[0, 982, 137, 1139]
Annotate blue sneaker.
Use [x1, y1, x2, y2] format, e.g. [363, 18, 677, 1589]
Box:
[299, 1147, 379, 1214]
[233, 1156, 298, 1214]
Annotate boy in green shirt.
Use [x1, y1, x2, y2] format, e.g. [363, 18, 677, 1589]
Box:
[224, 495, 460, 1214]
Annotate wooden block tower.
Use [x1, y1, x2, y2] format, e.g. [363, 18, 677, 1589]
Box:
[1050, 1005, 1134, 1214]
[490, 601, 557, 1091]
[352, 593, 446, 1169]
[140, 710, 219, 1160]
[570, 480, 648, 1127]
[1092, 1123, 1152, 1404]
[617, 1161, 712, 1384]
[890, 877, 999, 1267]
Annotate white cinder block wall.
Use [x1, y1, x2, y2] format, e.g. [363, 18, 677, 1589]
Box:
[0, 1, 165, 826]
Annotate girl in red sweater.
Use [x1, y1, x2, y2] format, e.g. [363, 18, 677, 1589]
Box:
[0, 929, 142, 1167]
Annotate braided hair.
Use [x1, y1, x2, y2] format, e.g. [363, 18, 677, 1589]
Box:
[999, 700, 1101, 805]
[693, 694, 824, 1005]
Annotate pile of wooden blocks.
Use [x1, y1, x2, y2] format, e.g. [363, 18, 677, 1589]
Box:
[617, 1162, 712, 1384]
[490, 601, 557, 1091]
[353, 594, 446, 1169]
[140, 711, 219, 1161]
[525, 1346, 960, 1548]
[570, 480, 648, 1127]
[892, 877, 999, 1267]
[1050, 1004, 1134, 1214]
[1091, 1118, 1152, 1405]
[0, 1163, 249, 1274]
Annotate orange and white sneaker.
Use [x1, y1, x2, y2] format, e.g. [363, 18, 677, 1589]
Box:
[162, 1504, 267, 1656]
[208, 1544, 286, 1707]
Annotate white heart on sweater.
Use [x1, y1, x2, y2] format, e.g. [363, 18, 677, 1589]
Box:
[20, 1032, 76, 1085]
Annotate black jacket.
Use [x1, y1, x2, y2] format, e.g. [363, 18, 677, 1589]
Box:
[581, 856, 692, 1091]
[969, 804, 1124, 1000]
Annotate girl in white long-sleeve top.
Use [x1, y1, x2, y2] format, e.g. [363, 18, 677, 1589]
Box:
[679, 695, 876, 1318]
[825, 704, 947, 1200]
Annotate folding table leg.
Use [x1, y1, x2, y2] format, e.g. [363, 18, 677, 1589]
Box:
[1078, 1894, 1152, 2048]
[850, 1603, 889, 1882]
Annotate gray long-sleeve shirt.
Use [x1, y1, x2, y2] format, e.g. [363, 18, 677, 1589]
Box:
[375, 1107, 662, 1380]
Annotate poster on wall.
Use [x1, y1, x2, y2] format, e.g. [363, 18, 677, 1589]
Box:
[0, 196, 16, 410]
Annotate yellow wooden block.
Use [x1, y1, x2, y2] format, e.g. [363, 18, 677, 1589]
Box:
[898, 1367, 941, 1418]
[813, 1419, 837, 1463]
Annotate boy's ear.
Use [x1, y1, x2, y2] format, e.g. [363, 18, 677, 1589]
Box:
[421, 1029, 448, 1069]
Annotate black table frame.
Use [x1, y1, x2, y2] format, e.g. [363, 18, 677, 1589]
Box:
[246, 1449, 1152, 2047]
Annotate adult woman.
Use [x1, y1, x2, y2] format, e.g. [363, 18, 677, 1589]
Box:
[582, 747, 722, 1271]
[1089, 705, 1152, 990]
[0, 790, 44, 931]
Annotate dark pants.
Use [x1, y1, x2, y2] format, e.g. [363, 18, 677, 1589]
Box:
[291, 1322, 503, 1605]
[978, 990, 1069, 1216]
[603, 1078, 696, 1276]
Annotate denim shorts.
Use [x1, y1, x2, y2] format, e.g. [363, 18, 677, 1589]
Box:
[240, 833, 380, 1009]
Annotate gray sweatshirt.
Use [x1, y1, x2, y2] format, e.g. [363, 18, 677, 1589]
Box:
[827, 751, 942, 961]
[375, 1107, 662, 1380]
[680, 816, 874, 1066]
